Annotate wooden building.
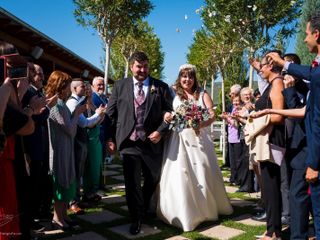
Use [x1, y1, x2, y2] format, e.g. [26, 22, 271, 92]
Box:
[0, 7, 113, 84]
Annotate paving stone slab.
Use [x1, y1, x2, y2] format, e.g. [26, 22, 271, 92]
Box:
[77, 210, 123, 224]
[111, 175, 125, 181]
[199, 225, 245, 240]
[120, 205, 128, 211]
[109, 223, 161, 239]
[230, 199, 255, 207]
[223, 177, 230, 183]
[225, 186, 238, 193]
[101, 195, 126, 204]
[165, 236, 190, 240]
[58, 231, 107, 240]
[107, 164, 122, 169]
[104, 183, 126, 190]
[232, 214, 266, 226]
[244, 192, 261, 199]
[102, 170, 120, 176]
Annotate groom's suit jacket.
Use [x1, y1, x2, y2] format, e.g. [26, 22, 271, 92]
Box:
[106, 76, 173, 154]
[287, 63, 320, 171]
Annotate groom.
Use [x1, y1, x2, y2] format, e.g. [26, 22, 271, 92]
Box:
[106, 51, 173, 235]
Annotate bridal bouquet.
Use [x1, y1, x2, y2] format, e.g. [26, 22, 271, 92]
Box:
[170, 100, 210, 134]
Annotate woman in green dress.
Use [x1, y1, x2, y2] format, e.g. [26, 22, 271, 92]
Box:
[46, 71, 86, 229]
[83, 84, 104, 201]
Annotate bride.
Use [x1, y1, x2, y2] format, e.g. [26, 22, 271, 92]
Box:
[157, 64, 233, 231]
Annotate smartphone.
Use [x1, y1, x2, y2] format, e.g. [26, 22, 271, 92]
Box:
[0, 54, 28, 85]
[8, 66, 28, 79]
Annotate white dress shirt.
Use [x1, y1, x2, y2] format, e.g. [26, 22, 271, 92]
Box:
[133, 77, 149, 98]
[66, 93, 101, 128]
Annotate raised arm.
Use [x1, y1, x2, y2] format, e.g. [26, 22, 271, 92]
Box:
[269, 78, 285, 124]
[251, 107, 306, 119]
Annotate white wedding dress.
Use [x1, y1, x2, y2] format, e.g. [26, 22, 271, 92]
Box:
[157, 93, 233, 231]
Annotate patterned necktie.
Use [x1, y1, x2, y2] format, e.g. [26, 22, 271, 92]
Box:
[136, 81, 145, 104]
[129, 81, 146, 141]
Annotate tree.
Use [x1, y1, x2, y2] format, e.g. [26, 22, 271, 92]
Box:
[189, 0, 302, 163]
[110, 20, 164, 80]
[187, 29, 217, 88]
[296, 0, 320, 64]
[73, 0, 153, 94]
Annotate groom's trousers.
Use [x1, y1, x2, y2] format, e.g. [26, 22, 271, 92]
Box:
[121, 139, 161, 222]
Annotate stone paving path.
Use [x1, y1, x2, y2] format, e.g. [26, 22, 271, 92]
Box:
[35, 163, 292, 240]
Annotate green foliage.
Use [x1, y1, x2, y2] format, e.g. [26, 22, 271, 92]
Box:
[73, 0, 153, 93]
[295, 0, 320, 64]
[73, 0, 153, 42]
[187, 29, 218, 86]
[110, 20, 164, 80]
[188, 0, 303, 109]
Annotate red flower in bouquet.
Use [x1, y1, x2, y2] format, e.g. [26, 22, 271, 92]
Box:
[170, 99, 210, 134]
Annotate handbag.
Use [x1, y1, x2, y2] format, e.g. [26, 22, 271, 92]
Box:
[269, 142, 285, 166]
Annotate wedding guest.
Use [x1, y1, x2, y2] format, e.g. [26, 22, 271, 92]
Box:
[83, 83, 105, 202]
[21, 64, 57, 231]
[225, 84, 242, 168]
[0, 42, 35, 239]
[236, 88, 255, 193]
[66, 78, 105, 214]
[251, 53, 311, 239]
[158, 64, 233, 231]
[221, 95, 243, 187]
[249, 50, 285, 240]
[45, 71, 86, 230]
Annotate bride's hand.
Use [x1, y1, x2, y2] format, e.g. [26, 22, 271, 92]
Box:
[163, 112, 173, 123]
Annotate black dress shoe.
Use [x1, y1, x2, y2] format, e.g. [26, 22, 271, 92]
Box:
[129, 220, 142, 235]
[251, 211, 267, 221]
[236, 188, 248, 193]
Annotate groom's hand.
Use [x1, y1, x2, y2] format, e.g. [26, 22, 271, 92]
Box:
[148, 131, 161, 143]
[106, 140, 116, 154]
[306, 167, 319, 183]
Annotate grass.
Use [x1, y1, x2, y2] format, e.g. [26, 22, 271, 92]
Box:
[37, 147, 274, 240]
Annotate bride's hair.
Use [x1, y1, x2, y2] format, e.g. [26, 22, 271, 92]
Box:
[174, 64, 200, 100]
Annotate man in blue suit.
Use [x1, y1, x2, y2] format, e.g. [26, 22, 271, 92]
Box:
[267, 10, 320, 239]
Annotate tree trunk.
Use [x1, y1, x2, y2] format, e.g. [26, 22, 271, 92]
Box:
[219, 66, 226, 165]
[249, 65, 254, 89]
[124, 58, 129, 78]
[104, 42, 111, 95]
[210, 74, 215, 101]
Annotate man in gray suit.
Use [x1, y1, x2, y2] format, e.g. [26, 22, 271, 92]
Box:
[106, 51, 173, 235]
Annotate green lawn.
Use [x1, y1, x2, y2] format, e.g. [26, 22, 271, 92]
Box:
[38, 146, 300, 240]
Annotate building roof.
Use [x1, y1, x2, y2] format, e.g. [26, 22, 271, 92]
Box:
[0, 7, 113, 84]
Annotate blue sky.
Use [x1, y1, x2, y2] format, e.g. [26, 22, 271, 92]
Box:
[0, 0, 204, 85]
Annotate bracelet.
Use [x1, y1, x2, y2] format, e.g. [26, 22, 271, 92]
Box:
[27, 105, 35, 112]
[23, 105, 34, 114]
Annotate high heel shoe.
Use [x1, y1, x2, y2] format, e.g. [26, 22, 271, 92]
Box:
[51, 220, 70, 231]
